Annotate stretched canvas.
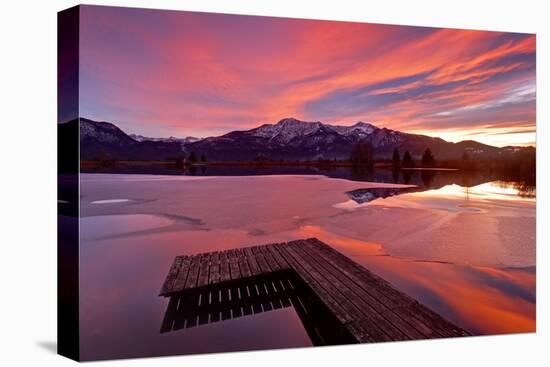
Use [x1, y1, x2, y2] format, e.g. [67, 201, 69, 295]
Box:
[58, 5, 536, 362]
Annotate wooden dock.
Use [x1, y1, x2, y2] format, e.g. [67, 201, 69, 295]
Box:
[159, 238, 470, 343]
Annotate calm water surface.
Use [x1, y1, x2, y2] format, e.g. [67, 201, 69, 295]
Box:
[76, 172, 535, 360]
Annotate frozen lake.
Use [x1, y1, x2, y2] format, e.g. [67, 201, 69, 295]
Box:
[77, 173, 536, 360]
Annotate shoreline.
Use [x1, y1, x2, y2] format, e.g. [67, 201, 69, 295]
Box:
[79, 172, 419, 189]
[80, 160, 461, 171]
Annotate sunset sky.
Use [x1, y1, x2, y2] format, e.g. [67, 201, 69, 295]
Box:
[78, 5, 536, 147]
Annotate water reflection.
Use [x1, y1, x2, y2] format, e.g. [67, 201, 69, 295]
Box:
[298, 225, 536, 335]
[161, 270, 355, 346]
[410, 182, 537, 203]
[421, 170, 435, 187]
[82, 164, 536, 199]
[346, 187, 416, 204]
[345, 180, 536, 205]
[492, 180, 536, 199]
[78, 173, 535, 360]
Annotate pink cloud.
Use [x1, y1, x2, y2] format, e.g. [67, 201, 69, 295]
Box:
[79, 6, 535, 146]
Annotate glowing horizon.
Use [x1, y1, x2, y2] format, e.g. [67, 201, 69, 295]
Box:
[77, 6, 536, 147]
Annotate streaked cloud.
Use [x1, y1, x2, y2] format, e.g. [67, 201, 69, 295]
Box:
[79, 5, 536, 146]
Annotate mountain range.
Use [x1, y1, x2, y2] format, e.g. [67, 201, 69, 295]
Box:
[72, 117, 532, 162]
[77, 118, 183, 161]
[129, 133, 200, 146]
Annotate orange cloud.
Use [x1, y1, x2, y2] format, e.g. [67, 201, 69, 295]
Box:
[79, 6, 535, 145]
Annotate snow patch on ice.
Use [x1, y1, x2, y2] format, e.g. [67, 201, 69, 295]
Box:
[91, 199, 132, 204]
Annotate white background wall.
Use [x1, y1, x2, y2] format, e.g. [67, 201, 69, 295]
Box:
[0, 0, 547, 366]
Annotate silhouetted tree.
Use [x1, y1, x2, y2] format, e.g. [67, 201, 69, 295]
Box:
[392, 147, 400, 168]
[254, 152, 268, 163]
[402, 150, 414, 168]
[189, 152, 197, 163]
[96, 148, 115, 167]
[421, 170, 435, 187]
[460, 151, 475, 171]
[421, 148, 435, 167]
[392, 168, 400, 183]
[350, 141, 374, 169]
[201, 153, 207, 162]
[401, 169, 413, 184]
[174, 156, 185, 168]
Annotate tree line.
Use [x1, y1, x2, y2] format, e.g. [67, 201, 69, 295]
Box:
[190, 152, 207, 163]
[391, 147, 435, 169]
[182, 143, 535, 185]
[350, 142, 436, 170]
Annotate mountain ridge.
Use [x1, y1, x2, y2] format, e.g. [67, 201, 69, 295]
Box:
[75, 117, 532, 161]
[186, 117, 501, 161]
[77, 118, 184, 161]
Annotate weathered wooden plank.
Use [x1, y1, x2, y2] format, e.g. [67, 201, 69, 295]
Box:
[407, 302, 470, 337]
[265, 243, 290, 269]
[296, 240, 412, 341]
[307, 238, 416, 309]
[220, 287, 231, 320]
[208, 252, 220, 285]
[303, 239, 445, 338]
[258, 278, 273, 312]
[160, 238, 469, 341]
[229, 283, 243, 318]
[250, 280, 263, 314]
[258, 245, 280, 271]
[382, 306, 439, 338]
[236, 249, 252, 278]
[227, 249, 241, 281]
[289, 241, 396, 341]
[252, 245, 271, 273]
[280, 242, 370, 341]
[219, 251, 231, 282]
[171, 257, 191, 294]
[197, 253, 211, 288]
[274, 244, 356, 325]
[243, 247, 261, 275]
[305, 239, 466, 338]
[269, 280, 283, 309]
[184, 257, 200, 289]
[160, 256, 184, 295]
[302, 241, 389, 314]
[160, 296, 179, 332]
[279, 244, 362, 330]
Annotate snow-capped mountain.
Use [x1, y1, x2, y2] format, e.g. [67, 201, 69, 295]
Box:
[331, 121, 377, 137]
[77, 118, 184, 160]
[72, 116, 524, 162]
[250, 118, 325, 144]
[80, 118, 135, 145]
[188, 117, 475, 161]
[248, 118, 377, 144]
[129, 134, 201, 145]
